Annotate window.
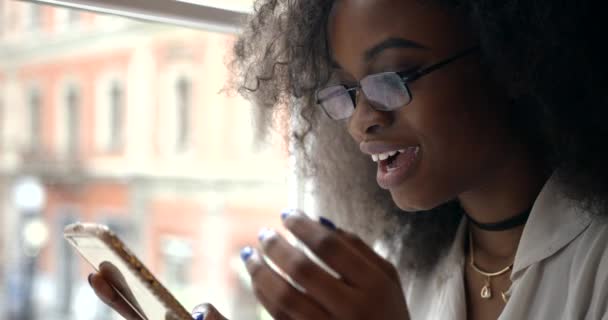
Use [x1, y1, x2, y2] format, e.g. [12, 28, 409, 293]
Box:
[96, 79, 126, 153]
[108, 81, 124, 151]
[28, 88, 41, 150]
[176, 76, 191, 152]
[54, 8, 80, 32]
[29, 4, 41, 31]
[67, 9, 79, 25]
[65, 86, 80, 156]
[0, 2, 289, 320]
[95, 76, 125, 153]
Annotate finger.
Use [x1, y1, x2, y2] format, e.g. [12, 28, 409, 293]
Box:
[336, 229, 401, 282]
[165, 311, 181, 320]
[243, 248, 331, 320]
[191, 303, 229, 320]
[258, 229, 355, 312]
[282, 211, 382, 287]
[254, 287, 294, 320]
[89, 273, 142, 320]
[98, 262, 146, 315]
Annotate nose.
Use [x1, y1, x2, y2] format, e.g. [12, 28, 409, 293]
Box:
[347, 95, 394, 141]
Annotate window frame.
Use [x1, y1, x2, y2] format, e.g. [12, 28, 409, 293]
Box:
[21, 0, 249, 33]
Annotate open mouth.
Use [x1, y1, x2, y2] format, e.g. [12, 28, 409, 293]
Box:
[382, 152, 402, 171]
[378, 147, 418, 172]
[373, 146, 420, 189]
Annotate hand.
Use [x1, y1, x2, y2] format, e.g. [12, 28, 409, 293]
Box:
[88, 266, 228, 320]
[242, 210, 411, 320]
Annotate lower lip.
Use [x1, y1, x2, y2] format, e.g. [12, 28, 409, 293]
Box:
[376, 147, 420, 189]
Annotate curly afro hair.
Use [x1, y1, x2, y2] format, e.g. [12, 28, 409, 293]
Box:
[231, 0, 608, 273]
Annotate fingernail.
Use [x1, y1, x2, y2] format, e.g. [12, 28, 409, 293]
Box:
[192, 312, 205, 320]
[258, 228, 274, 242]
[281, 208, 295, 220]
[240, 246, 254, 262]
[192, 304, 209, 315]
[87, 273, 93, 286]
[319, 216, 337, 230]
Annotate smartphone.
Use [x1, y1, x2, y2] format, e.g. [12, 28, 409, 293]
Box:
[64, 223, 192, 320]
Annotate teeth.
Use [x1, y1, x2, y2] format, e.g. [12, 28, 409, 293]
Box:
[371, 147, 419, 163]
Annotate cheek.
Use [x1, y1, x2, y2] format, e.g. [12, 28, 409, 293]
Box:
[426, 66, 510, 161]
[390, 71, 513, 209]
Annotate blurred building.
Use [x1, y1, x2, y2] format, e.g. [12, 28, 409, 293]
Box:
[0, 1, 289, 319]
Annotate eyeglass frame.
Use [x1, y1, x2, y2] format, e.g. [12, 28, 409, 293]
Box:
[316, 46, 479, 120]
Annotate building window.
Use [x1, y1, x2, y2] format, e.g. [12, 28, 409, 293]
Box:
[108, 82, 124, 151]
[28, 89, 41, 150]
[175, 77, 191, 152]
[67, 9, 80, 25]
[65, 87, 80, 156]
[27, 4, 42, 31]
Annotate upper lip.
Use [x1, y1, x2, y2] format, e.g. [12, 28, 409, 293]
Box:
[359, 141, 419, 155]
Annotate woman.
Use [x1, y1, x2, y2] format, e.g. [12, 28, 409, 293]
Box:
[89, 0, 608, 319]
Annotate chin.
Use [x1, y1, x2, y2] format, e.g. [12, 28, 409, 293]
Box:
[390, 190, 443, 212]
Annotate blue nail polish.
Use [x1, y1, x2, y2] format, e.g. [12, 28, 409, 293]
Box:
[192, 312, 205, 320]
[240, 246, 253, 262]
[258, 228, 270, 241]
[319, 216, 337, 230]
[191, 304, 209, 315]
[281, 209, 294, 220]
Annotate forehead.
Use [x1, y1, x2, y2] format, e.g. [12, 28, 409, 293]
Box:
[329, 0, 473, 75]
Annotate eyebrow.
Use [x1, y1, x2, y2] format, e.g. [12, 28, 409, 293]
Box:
[364, 37, 427, 62]
[329, 37, 426, 71]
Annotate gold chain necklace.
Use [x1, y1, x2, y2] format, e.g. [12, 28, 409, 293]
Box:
[469, 230, 513, 303]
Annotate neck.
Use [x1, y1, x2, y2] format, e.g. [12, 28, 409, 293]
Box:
[458, 146, 548, 264]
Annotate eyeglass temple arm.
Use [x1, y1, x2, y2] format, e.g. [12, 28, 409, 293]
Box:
[401, 46, 479, 82]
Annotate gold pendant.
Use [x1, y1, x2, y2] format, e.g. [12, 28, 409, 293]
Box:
[480, 278, 492, 299]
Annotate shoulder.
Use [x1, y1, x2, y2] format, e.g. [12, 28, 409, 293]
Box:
[568, 217, 608, 317]
[572, 217, 608, 266]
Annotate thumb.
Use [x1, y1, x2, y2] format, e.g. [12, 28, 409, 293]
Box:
[191, 303, 229, 320]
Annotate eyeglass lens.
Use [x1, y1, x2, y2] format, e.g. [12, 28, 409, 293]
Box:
[318, 72, 412, 120]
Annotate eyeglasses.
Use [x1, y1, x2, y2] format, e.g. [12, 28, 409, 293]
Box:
[316, 46, 478, 120]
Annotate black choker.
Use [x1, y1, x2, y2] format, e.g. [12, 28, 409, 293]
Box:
[465, 207, 532, 231]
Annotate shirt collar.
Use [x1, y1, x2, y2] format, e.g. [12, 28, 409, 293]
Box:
[511, 172, 593, 277]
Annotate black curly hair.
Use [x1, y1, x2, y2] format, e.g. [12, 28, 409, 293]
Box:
[231, 0, 608, 272]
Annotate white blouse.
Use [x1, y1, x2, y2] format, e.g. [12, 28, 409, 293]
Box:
[401, 174, 608, 320]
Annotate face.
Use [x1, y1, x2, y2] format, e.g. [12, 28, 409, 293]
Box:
[328, 0, 518, 211]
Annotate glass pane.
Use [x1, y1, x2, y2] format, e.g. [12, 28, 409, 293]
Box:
[319, 86, 353, 120]
[361, 72, 410, 111]
[0, 1, 284, 320]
